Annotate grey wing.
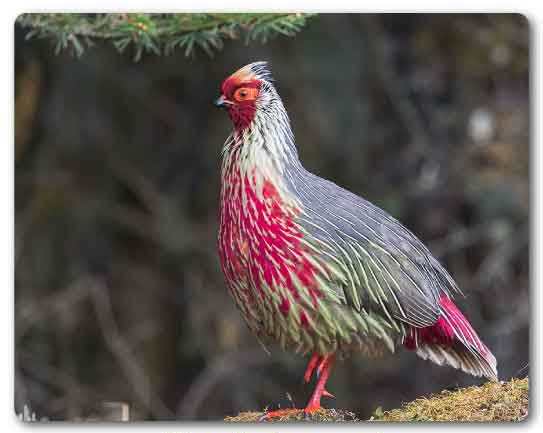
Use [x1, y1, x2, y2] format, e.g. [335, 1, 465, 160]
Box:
[293, 172, 460, 329]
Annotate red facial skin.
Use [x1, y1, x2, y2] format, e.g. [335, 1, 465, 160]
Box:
[220, 76, 262, 131]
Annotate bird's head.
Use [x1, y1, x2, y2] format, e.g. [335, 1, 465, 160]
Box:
[215, 61, 275, 130]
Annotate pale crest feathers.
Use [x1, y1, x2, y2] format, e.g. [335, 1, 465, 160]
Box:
[234, 61, 274, 83]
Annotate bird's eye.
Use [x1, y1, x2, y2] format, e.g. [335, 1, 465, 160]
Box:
[233, 87, 258, 102]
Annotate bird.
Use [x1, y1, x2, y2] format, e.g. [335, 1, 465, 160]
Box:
[214, 61, 498, 418]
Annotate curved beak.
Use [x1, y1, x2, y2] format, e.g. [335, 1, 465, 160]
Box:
[214, 95, 228, 108]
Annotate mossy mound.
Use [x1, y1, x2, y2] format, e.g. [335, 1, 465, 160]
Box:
[375, 377, 528, 422]
[225, 408, 359, 422]
[225, 377, 528, 422]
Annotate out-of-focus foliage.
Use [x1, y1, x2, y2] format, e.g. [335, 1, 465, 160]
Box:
[16, 13, 315, 60]
[15, 14, 529, 421]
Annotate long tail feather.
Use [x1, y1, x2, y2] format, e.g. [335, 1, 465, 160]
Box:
[404, 296, 498, 381]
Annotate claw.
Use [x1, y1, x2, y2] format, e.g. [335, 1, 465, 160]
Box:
[260, 408, 303, 421]
[322, 389, 335, 399]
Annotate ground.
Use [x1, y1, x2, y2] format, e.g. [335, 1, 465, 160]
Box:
[224, 377, 528, 422]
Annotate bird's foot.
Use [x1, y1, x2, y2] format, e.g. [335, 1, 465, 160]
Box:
[321, 389, 335, 399]
[260, 390, 334, 422]
[259, 406, 328, 421]
[302, 404, 324, 419]
[261, 353, 336, 422]
[259, 408, 303, 421]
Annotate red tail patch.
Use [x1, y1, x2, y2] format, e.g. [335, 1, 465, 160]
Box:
[403, 296, 488, 356]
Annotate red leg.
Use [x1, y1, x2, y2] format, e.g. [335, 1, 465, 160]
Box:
[304, 353, 321, 383]
[261, 353, 336, 421]
[304, 354, 335, 414]
[313, 354, 335, 398]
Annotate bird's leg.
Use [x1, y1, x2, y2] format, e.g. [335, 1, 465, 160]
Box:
[260, 353, 335, 421]
[304, 354, 336, 414]
[306, 353, 335, 398]
[304, 353, 321, 383]
[315, 355, 327, 377]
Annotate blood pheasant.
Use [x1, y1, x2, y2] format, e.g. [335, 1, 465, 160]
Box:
[215, 62, 497, 417]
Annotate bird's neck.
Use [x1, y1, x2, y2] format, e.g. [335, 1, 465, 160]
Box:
[221, 101, 301, 203]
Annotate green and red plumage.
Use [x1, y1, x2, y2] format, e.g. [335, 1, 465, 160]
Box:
[216, 62, 497, 416]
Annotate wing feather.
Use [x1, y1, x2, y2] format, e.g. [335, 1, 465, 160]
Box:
[290, 170, 456, 330]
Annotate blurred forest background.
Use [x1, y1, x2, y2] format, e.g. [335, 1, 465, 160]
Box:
[15, 14, 529, 421]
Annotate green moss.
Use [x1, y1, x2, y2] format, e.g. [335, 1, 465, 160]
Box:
[225, 408, 359, 422]
[374, 377, 529, 422]
[225, 377, 529, 422]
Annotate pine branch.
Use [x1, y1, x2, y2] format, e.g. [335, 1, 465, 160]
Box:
[16, 13, 316, 61]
